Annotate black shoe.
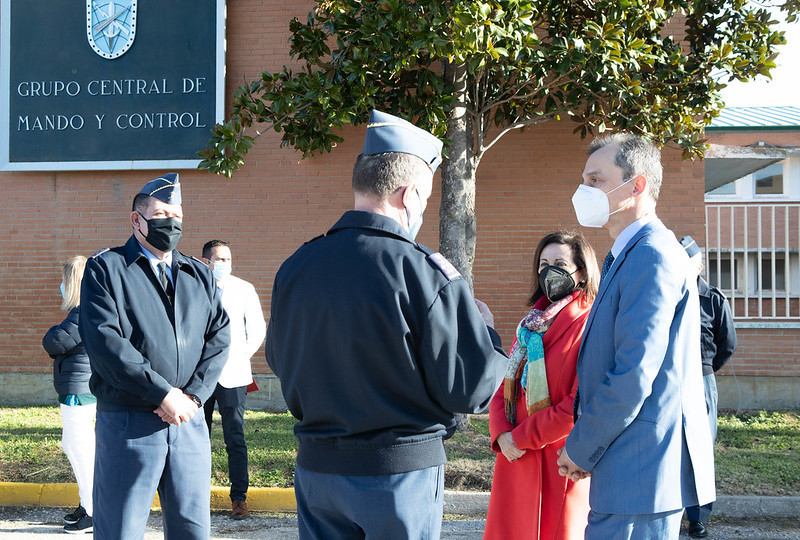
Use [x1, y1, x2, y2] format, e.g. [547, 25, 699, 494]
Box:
[64, 514, 93, 534]
[688, 521, 708, 538]
[63, 505, 86, 525]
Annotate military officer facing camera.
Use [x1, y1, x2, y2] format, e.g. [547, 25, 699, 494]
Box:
[79, 173, 230, 539]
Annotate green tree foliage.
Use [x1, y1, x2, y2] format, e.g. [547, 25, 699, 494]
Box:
[200, 0, 798, 283]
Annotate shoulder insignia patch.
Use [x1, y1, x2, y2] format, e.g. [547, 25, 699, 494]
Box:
[90, 248, 110, 259]
[428, 252, 461, 281]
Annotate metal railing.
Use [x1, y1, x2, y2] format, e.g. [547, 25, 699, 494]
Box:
[705, 203, 800, 320]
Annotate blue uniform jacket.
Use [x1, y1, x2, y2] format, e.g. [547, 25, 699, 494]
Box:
[698, 277, 737, 374]
[79, 236, 230, 411]
[266, 211, 506, 476]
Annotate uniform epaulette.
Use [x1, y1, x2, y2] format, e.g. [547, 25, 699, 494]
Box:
[90, 248, 110, 259]
[427, 252, 461, 281]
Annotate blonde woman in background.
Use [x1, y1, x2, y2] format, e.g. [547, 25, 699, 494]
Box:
[42, 255, 95, 534]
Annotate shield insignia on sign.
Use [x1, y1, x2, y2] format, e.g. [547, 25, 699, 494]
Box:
[86, 1, 137, 59]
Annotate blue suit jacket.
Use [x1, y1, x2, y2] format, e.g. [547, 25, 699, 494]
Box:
[565, 219, 716, 514]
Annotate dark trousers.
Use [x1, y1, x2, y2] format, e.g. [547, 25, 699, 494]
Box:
[204, 384, 248, 501]
[685, 374, 718, 523]
[93, 410, 211, 540]
[294, 463, 444, 540]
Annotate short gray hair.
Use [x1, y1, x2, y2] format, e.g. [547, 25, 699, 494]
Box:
[352, 152, 431, 200]
[588, 133, 663, 201]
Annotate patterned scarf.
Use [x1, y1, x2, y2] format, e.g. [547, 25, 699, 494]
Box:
[504, 290, 580, 424]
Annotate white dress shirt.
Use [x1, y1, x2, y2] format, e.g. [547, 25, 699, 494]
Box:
[216, 274, 267, 388]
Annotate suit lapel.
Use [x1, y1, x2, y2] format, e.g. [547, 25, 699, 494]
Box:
[579, 219, 667, 360]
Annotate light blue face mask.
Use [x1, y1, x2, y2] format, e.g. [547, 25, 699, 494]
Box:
[405, 188, 424, 240]
[59, 282, 65, 299]
[212, 260, 232, 281]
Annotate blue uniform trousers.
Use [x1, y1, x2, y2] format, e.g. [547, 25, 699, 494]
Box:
[586, 508, 683, 539]
[685, 373, 718, 523]
[204, 384, 249, 501]
[93, 410, 211, 540]
[294, 463, 444, 540]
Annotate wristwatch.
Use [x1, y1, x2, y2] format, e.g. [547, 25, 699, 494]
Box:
[187, 394, 202, 408]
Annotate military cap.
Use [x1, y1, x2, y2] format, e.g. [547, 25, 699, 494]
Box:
[139, 173, 181, 205]
[679, 235, 701, 258]
[362, 110, 443, 173]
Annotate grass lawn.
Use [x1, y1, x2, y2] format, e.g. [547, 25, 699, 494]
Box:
[1, 407, 798, 495]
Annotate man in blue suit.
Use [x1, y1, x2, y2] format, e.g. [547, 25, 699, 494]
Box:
[557, 134, 716, 538]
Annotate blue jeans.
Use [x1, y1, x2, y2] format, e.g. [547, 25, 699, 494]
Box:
[93, 410, 211, 540]
[204, 384, 248, 501]
[294, 463, 444, 539]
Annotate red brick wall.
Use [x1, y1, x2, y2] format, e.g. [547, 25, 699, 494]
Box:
[1, 1, 789, 381]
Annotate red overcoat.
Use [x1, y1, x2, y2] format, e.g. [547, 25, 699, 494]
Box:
[484, 295, 591, 540]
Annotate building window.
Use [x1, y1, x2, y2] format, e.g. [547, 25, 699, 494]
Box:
[709, 181, 737, 196]
[753, 163, 784, 196]
[759, 254, 786, 291]
[708, 254, 738, 291]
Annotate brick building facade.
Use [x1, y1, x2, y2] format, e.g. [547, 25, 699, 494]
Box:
[3, 1, 792, 409]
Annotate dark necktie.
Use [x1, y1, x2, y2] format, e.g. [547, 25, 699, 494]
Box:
[158, 261, 174, 303]
[600, 251, 615, 283]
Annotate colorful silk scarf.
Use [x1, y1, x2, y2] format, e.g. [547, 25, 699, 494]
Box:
[503, 291, 580, 424]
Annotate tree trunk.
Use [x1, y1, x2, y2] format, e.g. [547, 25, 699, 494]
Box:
[439, 61, 477, 291]
[440, 61, 477, 431]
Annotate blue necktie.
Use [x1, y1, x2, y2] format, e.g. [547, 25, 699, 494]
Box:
[600, 251, 615, 283]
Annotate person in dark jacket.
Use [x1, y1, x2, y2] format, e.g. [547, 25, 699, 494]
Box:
[42, 255, 95, 534]
[266, 110, 507, 540]
[79, 173, 230, 540]
[680, 235, 738, 538]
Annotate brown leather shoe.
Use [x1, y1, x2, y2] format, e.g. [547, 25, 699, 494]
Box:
[231, 500, 249, 520]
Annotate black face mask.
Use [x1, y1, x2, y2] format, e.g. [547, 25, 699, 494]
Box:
[138, 212, 182, 252]
[538, 265, 578, 302]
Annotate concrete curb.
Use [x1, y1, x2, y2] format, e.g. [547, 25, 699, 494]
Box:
[1, 483, 797, 518]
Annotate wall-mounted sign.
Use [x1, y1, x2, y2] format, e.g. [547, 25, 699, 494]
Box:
[0, 1, 225, 171]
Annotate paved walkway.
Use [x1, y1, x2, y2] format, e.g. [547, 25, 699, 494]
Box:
[1, 507, 800, 539]
[1, 484, 798, 538]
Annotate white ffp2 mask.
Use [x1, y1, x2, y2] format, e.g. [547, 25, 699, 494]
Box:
[571, 178, 634, 228]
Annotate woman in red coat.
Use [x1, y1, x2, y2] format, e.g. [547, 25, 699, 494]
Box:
[484, 230, 599, 540]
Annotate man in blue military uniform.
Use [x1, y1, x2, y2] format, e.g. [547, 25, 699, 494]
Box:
[266, 110, 507, 540]
[680, 235, 738, 538]
[79, 173, 230, 539]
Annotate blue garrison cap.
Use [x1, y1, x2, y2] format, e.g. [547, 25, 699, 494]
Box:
[362, 110, 443, 173]
[680, 236, 701, 258]
[139, 173, 181, 205]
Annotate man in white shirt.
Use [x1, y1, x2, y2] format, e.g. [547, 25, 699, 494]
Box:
[201, 240, 267, 519]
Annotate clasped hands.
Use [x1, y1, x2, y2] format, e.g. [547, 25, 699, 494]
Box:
[498, 432, 589, 482]
[154, 387, 198, 425]
[556, 447, 590, 482]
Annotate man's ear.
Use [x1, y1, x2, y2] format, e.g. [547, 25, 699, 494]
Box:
[130, 211, 141, 229]
[632, 175, 648, 197]
[201, 257, 211, 267]
[401, 183, 417, 207]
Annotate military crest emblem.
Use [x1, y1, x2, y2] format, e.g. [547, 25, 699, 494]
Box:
[86, 1, 137, 59]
